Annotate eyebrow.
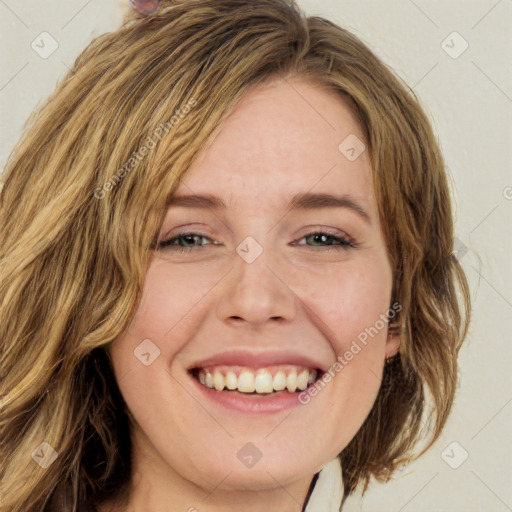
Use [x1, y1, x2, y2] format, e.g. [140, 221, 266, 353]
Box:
[167, 192, 371, 223]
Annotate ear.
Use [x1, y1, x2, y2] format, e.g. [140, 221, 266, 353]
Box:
[385, 325, 400, 358]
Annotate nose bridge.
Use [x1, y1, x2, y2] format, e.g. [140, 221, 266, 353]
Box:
[215, 234, 297, 325]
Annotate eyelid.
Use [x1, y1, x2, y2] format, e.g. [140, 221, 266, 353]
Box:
[159, 223, 215, 240]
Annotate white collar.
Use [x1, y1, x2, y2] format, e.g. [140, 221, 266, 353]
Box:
[305, 457, 363, 512]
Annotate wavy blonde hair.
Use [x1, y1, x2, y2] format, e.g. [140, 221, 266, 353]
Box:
[0, 1, 470, 510]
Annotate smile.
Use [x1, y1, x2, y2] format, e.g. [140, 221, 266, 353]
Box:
[191, 365, 320, 394]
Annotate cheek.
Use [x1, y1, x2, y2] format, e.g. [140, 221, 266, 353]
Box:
[337, 269, 391, 349]
[117, 258, 220, 361]
[298, 254, 392, 438]
[302, 254, 392, 350]
[107, 259, 215, 412]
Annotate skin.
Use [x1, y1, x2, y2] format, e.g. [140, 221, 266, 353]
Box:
[102, 77, 400, 512]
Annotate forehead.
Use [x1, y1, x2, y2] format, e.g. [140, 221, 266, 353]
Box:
[174, 78, 375, 217]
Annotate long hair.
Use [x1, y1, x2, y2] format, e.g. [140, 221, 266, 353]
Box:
[0, 1, 471, 510]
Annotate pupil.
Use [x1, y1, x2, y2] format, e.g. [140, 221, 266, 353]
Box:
[313, 234, 328, 245]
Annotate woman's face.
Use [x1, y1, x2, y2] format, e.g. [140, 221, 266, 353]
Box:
[109, 78, 399, 496]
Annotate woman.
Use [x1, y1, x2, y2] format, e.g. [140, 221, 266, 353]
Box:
[0, 1, 470, 510]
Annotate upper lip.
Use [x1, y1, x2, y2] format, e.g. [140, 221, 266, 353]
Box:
[188, 349, 328, 372]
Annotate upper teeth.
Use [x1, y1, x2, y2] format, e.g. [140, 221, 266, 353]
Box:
[197, 366, 318, 394]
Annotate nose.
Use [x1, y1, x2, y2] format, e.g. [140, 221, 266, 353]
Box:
[215, 245, 297, 327]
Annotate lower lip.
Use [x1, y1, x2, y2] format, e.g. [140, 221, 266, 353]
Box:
[189, 373, 307, 413]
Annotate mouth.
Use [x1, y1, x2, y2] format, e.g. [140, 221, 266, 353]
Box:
[188, 365, 323, 396]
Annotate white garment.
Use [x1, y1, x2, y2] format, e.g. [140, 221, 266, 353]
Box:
[305, 457, 363, 512]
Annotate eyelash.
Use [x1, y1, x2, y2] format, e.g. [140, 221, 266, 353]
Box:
[158, 230, 357, 253]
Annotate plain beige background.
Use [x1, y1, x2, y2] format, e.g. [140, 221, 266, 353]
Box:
[1, 1, 511, 511]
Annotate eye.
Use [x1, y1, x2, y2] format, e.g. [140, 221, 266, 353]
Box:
[158, 232, 217, 253]
[293, 231, 356, 251]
